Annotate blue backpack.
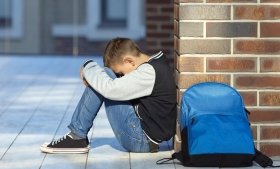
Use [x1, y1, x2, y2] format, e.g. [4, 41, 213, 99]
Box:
[157, 82, 279, 167]
[179, 82, 255, 167]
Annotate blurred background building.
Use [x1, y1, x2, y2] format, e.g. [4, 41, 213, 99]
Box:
[0, 0, 174, 63]
[0, 0, 144, 55]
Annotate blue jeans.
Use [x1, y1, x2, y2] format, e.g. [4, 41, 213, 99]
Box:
[68, 68, 150, 152]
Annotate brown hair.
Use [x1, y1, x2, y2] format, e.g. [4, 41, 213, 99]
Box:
[103, 37, 141, 67]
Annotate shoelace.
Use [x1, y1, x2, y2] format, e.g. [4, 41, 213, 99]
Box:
[51, 134, 68, 145]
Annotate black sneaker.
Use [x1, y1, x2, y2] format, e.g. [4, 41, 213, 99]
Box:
[40, 133, 90, 154]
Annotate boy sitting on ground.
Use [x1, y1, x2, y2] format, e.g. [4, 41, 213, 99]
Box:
[40, 37, 176, 153]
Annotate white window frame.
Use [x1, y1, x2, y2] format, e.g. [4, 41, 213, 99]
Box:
[52, 0, 145, 40]
[0, 0, 23, 39]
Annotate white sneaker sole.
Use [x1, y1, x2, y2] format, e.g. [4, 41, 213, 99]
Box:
[40, 143, 90, 154]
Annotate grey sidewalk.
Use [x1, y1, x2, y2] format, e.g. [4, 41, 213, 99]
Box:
[0, 56, 279, 169]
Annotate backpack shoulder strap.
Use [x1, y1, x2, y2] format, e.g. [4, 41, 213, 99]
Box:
[156, 152, 183, 165]
[156, 157, 174, 165]
[254, 148, 280, 168]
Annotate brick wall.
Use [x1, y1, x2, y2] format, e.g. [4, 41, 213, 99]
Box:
[146, 0, 174, 64]
[174, 0, 280, 156]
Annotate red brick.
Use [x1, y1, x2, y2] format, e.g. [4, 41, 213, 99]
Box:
[147, 7, 172, 18]
[260, 143, 280, 156]
[174, 20, 179, 36]
[174, 4, 179, 20]
[147, 32, 172, 38]
[179, 5, 231, 20]
[161, 24, 173, 31]
[177, 74, 231, 88]
[261, 22, 280, 37]
[239, 91, 257, 106]
[161, 41, 174, 48]
[154, 39, 173, 48]
[179, 22, 204, 37]
[161, 39, 173, 45]
[207, 57, 256, 72]
[248, 108, 280, 122]
[147, 15, 172, 21]
[207, 0, 257, 2]
[207, 22, 257, 37]
[261, 57, 280, 72]
[177, 56, 204, 72]
[146, 24, 158, 32]
[251, 126, 258, 140]
[179, 39, 231, 54]
[174, 37, 179, 53]
[261, 126, 280, 140]
[234, 40, 280, 54]
[174, 51, 178, 67]
[146, 6, 160, 13]
[260, 92, 280, 106]
[261, 0, 280, 2]
[146, 41, 158, 47]
[160, 6, 174, 13]
[147, 19, 172, 25]
[234, 6, 280, 20]
[234, 75, 280, 89]
[147, 0, 173, 4]
[177, 0, 203, 2]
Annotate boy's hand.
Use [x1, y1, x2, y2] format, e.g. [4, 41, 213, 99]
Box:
[80, 67, 89, 87]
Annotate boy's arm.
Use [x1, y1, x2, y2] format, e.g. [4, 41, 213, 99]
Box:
[82, 61, 156, 101]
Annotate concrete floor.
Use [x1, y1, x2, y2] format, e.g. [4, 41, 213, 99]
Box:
[0, 56, 279, 169]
